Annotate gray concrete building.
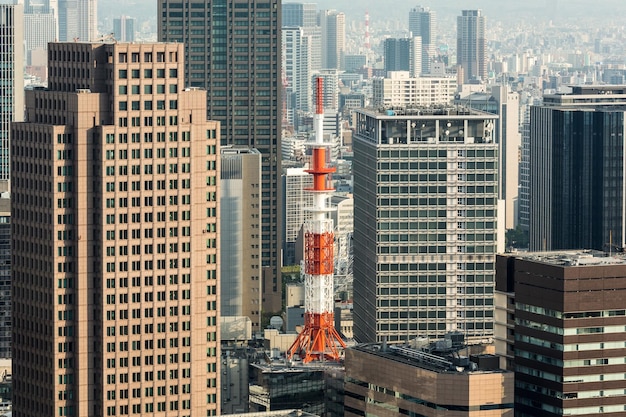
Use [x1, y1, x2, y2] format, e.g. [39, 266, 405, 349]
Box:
[221, 147, 262, 332]
[353, 106, 500, 343]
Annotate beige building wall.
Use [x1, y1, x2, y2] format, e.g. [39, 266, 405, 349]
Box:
[345, 346, 513, 417]
[12, 42, 220, 417]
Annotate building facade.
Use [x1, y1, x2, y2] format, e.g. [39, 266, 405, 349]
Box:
[282, 26, 320, 119]
[58, 0, 97, 41]
[353, 106, 499, 343]
[12, 42, 220, 417]
[496, 251, 626, 416]
[383, 38, 420, 77]
[113, 16, 136, 42]
[408, 5, 436, 75]
[158, 0, 283, 314]
[456, 86, 521, 230]
[529, 86, 626, 251]
[372, 71, 457, 108]
[0, 194, 9, 359]
[221, 147, 262, 332]
[345, 344, 514, 417]
[282, 167, 313, 266]
[24, 9, 57, 65]
[456, 10, 486, 84]
[281, 2, 316, 28]
[0, 3, 24, 181]
[319, 9, 345, 70]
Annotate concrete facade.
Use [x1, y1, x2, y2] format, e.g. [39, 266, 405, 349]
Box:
[344, 344, 514, 417]
[353, 106, 499, 343]
[12, 42, 220, 417]
[221, 147, 262, 331]
[496, 251, 626, 416]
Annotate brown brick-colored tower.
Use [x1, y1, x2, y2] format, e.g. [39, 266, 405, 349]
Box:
[12, 42, 220, 417]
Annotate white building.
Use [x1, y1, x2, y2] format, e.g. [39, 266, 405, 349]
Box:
[282, 26, 320, 118]
[372, 71, 457, 108]
[282, 167, 313, 266]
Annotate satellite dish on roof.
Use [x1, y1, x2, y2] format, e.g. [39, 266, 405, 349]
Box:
[269, 316, 283, 331]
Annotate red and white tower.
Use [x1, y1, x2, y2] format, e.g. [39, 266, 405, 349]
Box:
[288, 78, 346, 363]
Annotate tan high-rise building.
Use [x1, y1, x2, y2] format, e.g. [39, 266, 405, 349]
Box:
[12, 42, 220, 417]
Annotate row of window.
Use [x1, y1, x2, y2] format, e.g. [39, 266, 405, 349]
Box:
[119, 100, 178, 111]
[119, 68, 178, 79]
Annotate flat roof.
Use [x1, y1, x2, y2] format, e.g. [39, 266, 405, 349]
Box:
[505, 250, 626, 267]
[352, 343, 508, 375]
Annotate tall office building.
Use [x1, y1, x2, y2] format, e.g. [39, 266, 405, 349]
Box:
[319, 9, 345, 70]
[0, 3, 24, 181]
[353, 106, 499, 343]
[12, 42, 220, 416]
[113, 15, 136, 42]
[158, 0, 283, 315]
[529, 86, 626, 252]
[456, 10, 486, 84]
[455, 86, 521, 229]
[496, 251, 626, 416]
[58, 0, 96, 41]
[0, 192, 9, 359]
[282, 2, 316, 27]
[221, 147, 262, 332]
[24, 10, 57, 65]
[383, 37, 421, 77]
[409, 5, 436, 75]
[282, 26, 319, 120]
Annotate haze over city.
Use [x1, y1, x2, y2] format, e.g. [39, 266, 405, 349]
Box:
[2, 0, 626, 415]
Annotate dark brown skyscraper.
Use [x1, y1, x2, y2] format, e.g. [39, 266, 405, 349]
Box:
[496, 251, 626, 416]
[158, 0, 283, 315]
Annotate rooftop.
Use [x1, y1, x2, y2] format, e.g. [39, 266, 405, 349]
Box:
[353, 339, 507, 375]
[507, 250, 626, 267]
[361, 105, 496, 119]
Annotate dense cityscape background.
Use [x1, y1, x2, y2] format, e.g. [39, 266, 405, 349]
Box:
[0, 0, 626, 416]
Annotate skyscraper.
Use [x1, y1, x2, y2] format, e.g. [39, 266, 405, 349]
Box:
[220, 146, 263, 332]
[455, 86, 521, 230]
[456, 9, 486, 84]
[529, 86, 626, 252]
[282, 26, 319, 120]
[409, 5, 436, 75]
[24, 10, 57, 65]
[0, 3, 24, 181]
[0, 192, 9, 359]
[319, 9, 345, 70]
[58, 0, 97, 41]
[282, 2, 316, 27]
[353, 106, 499, 343]
[158, 0, 283, 315]
[12, 42, 220, 416]
[113, 15, 136, 42]
[383, 37, 421, 77]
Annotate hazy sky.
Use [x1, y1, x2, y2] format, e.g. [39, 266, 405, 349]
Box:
[99, 0, 625, 30]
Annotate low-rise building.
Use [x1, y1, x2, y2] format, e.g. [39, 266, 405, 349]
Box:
[345, 342, 513, 416]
